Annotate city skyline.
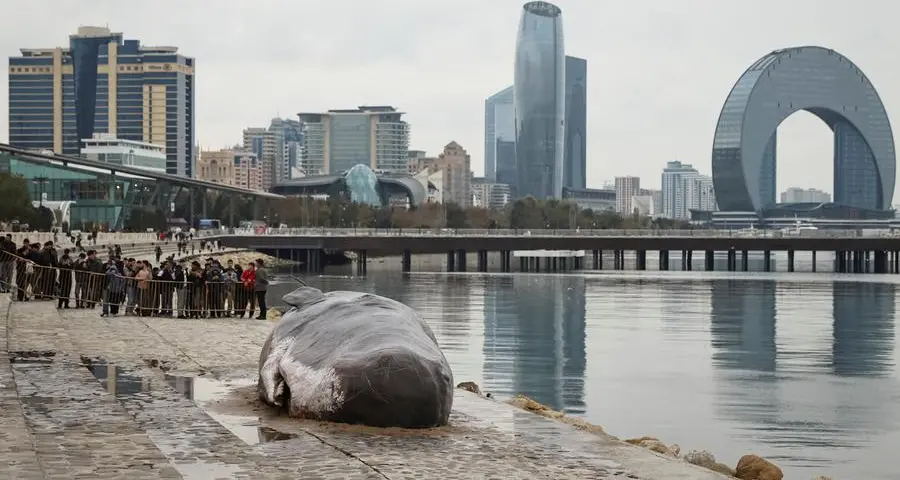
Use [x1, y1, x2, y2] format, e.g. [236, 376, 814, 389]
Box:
[2, 1, 900, 196]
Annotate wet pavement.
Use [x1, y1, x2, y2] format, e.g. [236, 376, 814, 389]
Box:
[1, 297, 728, 479]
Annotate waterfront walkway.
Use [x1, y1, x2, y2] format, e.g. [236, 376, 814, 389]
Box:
[0, 299, 727, 479]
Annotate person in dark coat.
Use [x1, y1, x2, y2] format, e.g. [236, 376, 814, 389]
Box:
[57, 250, 73, 309]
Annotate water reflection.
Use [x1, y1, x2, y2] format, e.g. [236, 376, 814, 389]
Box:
[482, 275, 586, 415]
[832, 282, 896, 377]
[709, 279, 900, 473]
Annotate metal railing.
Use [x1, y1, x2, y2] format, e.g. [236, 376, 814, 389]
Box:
[208, 227, 900, 239]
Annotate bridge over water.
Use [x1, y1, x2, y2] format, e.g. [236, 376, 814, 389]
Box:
[208, 228, 900, 275]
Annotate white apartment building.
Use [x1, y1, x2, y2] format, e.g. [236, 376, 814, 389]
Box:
[80, 133, 167, 173]
[780, 187, 831, 204]
[614, 176, 641, 215]
[472, 181, 511, 208]
[661, 161, 717, 219]
[298, 106, 409, 176]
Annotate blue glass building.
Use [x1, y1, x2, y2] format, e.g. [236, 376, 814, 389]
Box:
[514, 1, 565, 199]
[484, 85, 514, 184]
[563, 55, 586, 191]
[9, 26, 195, 177]
[711, 46, 895, 212]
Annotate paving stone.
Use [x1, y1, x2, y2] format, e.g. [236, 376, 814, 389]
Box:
[1, 272, 727, 479]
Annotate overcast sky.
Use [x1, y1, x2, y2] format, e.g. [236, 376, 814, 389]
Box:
[2, 0, 900, 198]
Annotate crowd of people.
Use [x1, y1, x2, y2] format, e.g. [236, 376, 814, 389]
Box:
[0, 234, 270, 319]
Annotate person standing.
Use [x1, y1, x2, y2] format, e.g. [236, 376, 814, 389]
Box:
[239, 262, 255, 318]
[253, 258, 269, 320]
[0, 234, 16, 293]
[57, 250, 73, 309]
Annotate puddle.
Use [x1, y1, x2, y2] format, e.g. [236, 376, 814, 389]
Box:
[82, 358, 296, 445]
[10, 350, 56, 364]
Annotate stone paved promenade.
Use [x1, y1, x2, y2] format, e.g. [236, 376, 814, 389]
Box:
[0, 297, 728, 479]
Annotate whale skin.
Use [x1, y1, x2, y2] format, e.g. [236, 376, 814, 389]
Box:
[258, 287, 454, 428]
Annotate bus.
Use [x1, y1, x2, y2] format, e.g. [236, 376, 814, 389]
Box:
[198, 218, 223, 230]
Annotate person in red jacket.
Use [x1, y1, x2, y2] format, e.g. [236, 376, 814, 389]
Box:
[239, 262, 256, 318]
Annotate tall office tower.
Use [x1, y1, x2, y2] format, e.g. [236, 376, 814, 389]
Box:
[484, 85, 516, 191]
[297, 106, 409, 175]
[514, 1, 565, 199]
[242, 127, 279, 191]
[418, 142, 473, 207]
[564, 56, 586, 190]
[268, 117, 303, 181]
[661, 160, 700, 219]
[9, 26, 195, 177]
[614, 176, 640, 215]
[685, 175, 717, 212]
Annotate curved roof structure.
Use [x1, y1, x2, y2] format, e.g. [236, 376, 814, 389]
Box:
[711, 46, 896, 212]
[271, 167, 428, 207]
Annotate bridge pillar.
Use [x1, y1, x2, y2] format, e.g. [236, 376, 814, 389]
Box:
[401, 249, 412, 273]
[593, 250, 602, 270]
[874, 250, 888, 274]
[657, 250, 667, 271]
[685, 250, 693, 271]
[787, 250, 795, 272]
[455, 250, 467, 272]
[446, 251, 456, 272]
[636, 250, 646, 271]
[741, 250, 748, 272]
[704, 250, 714, 271]
[811, 251, 816, 272]
[865, 251, 872, 273]
[560, 257, 568, 271]
[894, 251, 899, 273]
[763, 250, 772, 272]
[356, 250, 368, 275]
[477, 250, 488, 272]
[725, 249, 735, 272]
[551, 257, 558, 271]
[834, 250, 845, 273]
[519, 256, 526, 272]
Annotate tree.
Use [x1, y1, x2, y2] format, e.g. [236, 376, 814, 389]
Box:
[0, 173, 37, 223]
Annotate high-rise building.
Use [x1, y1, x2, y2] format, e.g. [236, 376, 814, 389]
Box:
[484, 86, 515, 186]
[268, 118, 303, 181]
[9, 26, 195, 177]
[661, 161, 699, 219]
[780, 187, 832, 204]
[416, 142, 472, 207]
[472, 178, 512, 209]
[242, 127, 278, 191]
[685, 175, 717, 212]
[564, 56, 586, 191]
[514, 1, 565, 199]
[614, 176, 640, 215]
[297, 106, 409, 175]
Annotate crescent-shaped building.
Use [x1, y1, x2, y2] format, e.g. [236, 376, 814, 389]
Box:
[514, 1, 565, 199]
[711, 46, 896, 214]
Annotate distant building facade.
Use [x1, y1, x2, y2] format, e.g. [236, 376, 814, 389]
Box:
[564, 55, 587, 191]
[484, 86, 516, 188]
[661, 161, 698, 219]
[614, 176, 640, 215]
[9, 26, 195, 176]
[298, 106, 409, 176]
[514, 1, 565, 199]
[414, 142, 472, 207]
[472, 178, 512, 209]
[80, 133, 166, 173]
[780, 187, 832, 204]
[242, 127, 278, 191]
[197, 149, 262, 191]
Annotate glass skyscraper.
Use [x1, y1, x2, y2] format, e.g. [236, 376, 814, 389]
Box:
[514, 1, 565, 199]
[563, 55, 586, 191]
[711, 46, 895, 212]
[8, 26, 195, 177]
[484, 85, 516, 188]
